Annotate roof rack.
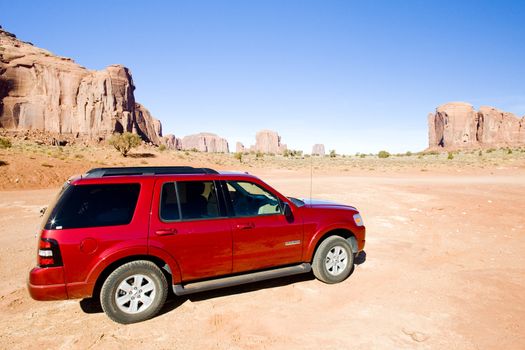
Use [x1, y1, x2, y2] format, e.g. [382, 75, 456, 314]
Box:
[84, 166, 218, 178]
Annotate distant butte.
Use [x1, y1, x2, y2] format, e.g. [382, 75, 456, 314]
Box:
[428, 102, 525, 149]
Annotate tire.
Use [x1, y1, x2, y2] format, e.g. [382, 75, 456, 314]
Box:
[100, 260, 168, 324]
[312, 236, 354, 284]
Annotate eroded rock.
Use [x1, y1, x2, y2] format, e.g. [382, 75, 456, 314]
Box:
[0, 27, 162, 144]
[428, 102, 525, 149]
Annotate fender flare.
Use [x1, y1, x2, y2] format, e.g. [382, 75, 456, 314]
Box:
[304, 222, 356, 261]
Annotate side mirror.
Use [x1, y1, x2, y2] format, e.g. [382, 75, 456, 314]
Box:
[283, 202, 293, 221]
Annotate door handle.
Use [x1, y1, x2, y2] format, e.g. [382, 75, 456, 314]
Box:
[235, 223, 255, 230]
[155, 228, 177, 236]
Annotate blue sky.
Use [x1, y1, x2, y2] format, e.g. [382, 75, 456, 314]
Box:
[2, 0, 524, 153]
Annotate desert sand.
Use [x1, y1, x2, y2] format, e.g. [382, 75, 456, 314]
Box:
[0, 143, 525, 349]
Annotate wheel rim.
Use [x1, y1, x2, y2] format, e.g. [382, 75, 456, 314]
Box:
[115, 274, 156, 314]
[325, 245, 349, 276]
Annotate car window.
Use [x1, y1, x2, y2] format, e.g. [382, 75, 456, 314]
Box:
[226, 181, 282, 217]
[45, 184, 140, 229]
[161, 181, 221, 221]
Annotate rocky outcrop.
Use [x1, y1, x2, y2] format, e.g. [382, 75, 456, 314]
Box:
[251, 130, 287, 154]
[311, 144, 325, 156]
[236, 142, 245, 153]
[181, 133, 229, 153]
[428, 102, 525, 149]
[0, 27, 162, 144]
[162, 134, 181, 150]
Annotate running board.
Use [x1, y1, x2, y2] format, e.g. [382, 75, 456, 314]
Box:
[173, 263, 311, 296]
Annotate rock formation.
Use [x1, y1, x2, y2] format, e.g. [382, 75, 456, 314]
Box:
[162, 134, 182, 150]
[311, 144, 325, 156]
[428, 102, 525, 149]
[251, 130, 287, 154]
[181, 133, 229, 153]
[0, 27, 162, 144]
[236, 142, 245, 153]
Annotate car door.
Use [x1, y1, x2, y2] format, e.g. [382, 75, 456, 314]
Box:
[224, 180, 303, 273]
[149, 179, 232, 282]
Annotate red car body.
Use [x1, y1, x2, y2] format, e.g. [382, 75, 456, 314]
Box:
[28, 168, 365, 303]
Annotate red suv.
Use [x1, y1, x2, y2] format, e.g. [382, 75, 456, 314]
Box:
[28, 167, 366, 324]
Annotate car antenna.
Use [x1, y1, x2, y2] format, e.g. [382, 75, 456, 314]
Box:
[310, 151, 313, 203]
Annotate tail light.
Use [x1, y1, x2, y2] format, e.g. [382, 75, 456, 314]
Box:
[38, 238, 63, 267]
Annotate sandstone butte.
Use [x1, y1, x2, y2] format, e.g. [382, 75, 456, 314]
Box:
[180, 133, 229, 153]
[311, 144, 325, 156]
[428, 102, 525, 149]
[0, 26, 164, 145]
[248, 129, 287, 154]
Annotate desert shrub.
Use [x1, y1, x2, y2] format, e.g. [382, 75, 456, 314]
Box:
[478, 150, 483, 156]
[158, 144, 167, 152]
[256, 151, 264, 159]
[360, 154, 366, 158]
[108, 132, 142, 157]
[74, 154, 84, 159]
[191, 148, 198, 152]
[234, 152, 243, 163]
[405, 151, 412, 156]
[507, 148, 512, 154]
[486, 148, 496, 153]
[423, 150, 439, 156]
[329, 150, 337, 158]
[0, 137, 12, 149]
[378, 150, 390, 158]
[447, 151, 454, 160]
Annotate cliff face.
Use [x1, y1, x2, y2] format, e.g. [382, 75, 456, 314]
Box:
[0, 27, 162, 144]
[181, 133, 229, 153]
[251, 130, 287, 154]
[428, 102, 525, 149]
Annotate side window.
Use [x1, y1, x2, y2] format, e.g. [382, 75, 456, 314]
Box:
[226, 181, 282, 217]
[45, 183, 141, 229]
[160, 181, 221, 221]
[160, 182, 180, 221]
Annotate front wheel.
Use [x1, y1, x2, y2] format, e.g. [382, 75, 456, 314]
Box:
[100, 260, 168, 324]
[312, 236, 354, 284]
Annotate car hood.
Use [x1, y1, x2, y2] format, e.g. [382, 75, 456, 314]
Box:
[302, 198, 357, 211]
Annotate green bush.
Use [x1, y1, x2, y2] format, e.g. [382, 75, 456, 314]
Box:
[360, 153, 366, 158]
[378, 150, 390, 158]
[329, 150, 337, 158]
[405, 151, 412, 156]
[234, 152, 243, 163]
[108, 132, 142, 157]
[158, 144, 167, 152]
[0, 137, 12, 149]
[447, 151, 454, 160]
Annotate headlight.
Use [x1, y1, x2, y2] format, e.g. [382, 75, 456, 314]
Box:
[353, 213, 364, 226]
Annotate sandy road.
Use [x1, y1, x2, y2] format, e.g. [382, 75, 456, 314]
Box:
[0, 173, 524, 349]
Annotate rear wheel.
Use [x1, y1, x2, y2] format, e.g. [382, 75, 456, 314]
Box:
[312, 236, 354, 284]
[100, 260, 168, 324]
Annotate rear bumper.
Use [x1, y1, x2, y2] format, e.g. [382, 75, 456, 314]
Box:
[28, 266, 68, 301]
[28, 282, 68, 300]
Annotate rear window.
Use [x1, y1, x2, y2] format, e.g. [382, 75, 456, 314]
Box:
[45, 183, 140, 229]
